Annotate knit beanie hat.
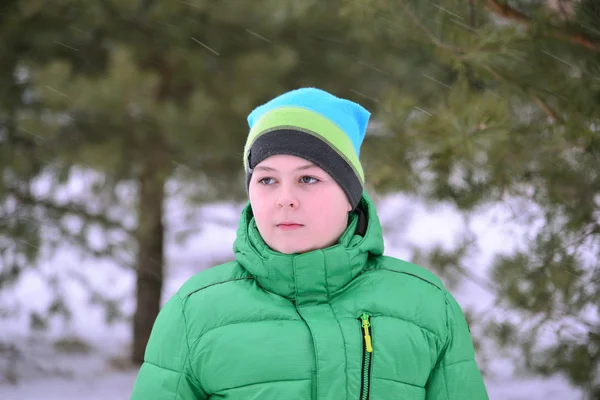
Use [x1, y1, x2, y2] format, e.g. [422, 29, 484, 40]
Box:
[244, 87, 370, 209]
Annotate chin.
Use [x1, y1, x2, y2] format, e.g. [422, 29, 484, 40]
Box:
[273, 242, 315, 255]
[276, 246, 305, 255]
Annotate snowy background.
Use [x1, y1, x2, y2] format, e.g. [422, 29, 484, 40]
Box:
[0, 191, 583, 400]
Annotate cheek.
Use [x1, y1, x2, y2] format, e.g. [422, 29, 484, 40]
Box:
[249, 185, 269, 210]
[251, 204, 270, 227]
[309, 199, 346, 228]
[251, 208, 274, 244]
[332, 197, 351, 228]
[249, 190, 270, 225]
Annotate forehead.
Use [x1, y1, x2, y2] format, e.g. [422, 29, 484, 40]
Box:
[254, 154, 321, 171]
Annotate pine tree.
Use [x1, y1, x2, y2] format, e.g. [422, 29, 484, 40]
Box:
[1, 0, 393, 364]
[351, 0, 600, 395]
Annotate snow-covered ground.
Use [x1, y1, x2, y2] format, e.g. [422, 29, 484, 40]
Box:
[0, 192, 585, 399]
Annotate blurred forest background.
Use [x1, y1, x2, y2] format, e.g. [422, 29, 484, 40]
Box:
[1, 0, 599, 398]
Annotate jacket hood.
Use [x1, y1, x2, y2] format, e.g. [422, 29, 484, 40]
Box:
[232, 191, 384, 305]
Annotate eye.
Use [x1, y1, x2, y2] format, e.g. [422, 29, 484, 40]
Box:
[258, 177, 275, 185]
[300, 176, 319, 184]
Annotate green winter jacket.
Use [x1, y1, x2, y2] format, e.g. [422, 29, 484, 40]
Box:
[130, 192, 489, 399]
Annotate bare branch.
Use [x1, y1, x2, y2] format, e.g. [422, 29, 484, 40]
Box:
[528, 88, 564, 123]
[483, 66, 564, 122]
[485, 0, 600, 53]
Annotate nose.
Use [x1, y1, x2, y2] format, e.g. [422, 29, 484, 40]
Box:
[276, 183, 299, 209]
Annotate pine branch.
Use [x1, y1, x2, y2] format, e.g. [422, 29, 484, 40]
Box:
[400, 1, 468, 54]
[6, 186, 134, 236]
[528, 88, 564, 123]
[53, 222, 134, 268]
[485, 0, 600, 52]
[398, 1, 565, 123]
[482, 66, 564, 123]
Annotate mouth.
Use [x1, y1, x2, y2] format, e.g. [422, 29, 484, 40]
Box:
[276, 223, 304, 230]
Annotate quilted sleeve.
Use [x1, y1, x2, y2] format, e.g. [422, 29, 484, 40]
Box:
[130, 293, 207, 400]
[425, 292, 489, 400]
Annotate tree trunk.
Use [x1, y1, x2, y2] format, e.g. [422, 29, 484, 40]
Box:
[130, 52, 175, 364]
[131, 159, 167, 364]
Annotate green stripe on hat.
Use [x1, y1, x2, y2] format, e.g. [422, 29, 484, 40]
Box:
[243, 106, 365, 183]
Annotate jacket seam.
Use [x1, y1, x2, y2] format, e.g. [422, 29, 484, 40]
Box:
[173, 295, 186, 398]
[328, 303, 348, 399]
[371, 314, 440, 340]
[293, 257, 299, 305]
[178, 294, 209, 397]
[435, 358, 474, 369]
[143, 359, 190, 377]
[442, 294, 451, 399]
[187, 318, 302, 350]
[323, 251, 330, 300]
[372, 375, 423, 389]
[297, 310, 320, 398]
[443, 363, 450, 399]
[144, 357, 204, 398]
[183, 276, 254, 298]
[442, 293, 452, 358]
[215, 377, 312, 392]
[364, 267, 443, 291]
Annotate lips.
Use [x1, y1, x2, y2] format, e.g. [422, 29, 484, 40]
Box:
[276, 222, 304, 230]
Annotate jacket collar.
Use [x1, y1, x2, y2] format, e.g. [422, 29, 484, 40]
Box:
[233, 192, 384, 305]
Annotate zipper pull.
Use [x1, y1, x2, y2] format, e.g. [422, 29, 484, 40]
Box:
[361, 313, 373, 353]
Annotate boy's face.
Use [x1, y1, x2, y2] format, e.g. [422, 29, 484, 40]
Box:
[248, 154, 352, 254]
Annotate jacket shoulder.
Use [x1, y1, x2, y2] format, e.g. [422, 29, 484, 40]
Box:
[176, 260, 253, 299]
[372, 255, 446, 292]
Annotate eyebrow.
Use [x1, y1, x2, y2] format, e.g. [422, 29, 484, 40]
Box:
[254, 163, 317, 172]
